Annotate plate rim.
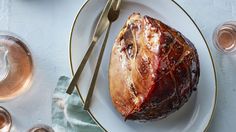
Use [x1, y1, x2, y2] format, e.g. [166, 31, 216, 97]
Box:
[68, 0, 218, 131]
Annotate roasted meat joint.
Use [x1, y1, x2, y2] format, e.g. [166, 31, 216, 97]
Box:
[109, 13, 200, 120]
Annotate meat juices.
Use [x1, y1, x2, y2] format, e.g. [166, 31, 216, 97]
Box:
[109, 13, 200, 120]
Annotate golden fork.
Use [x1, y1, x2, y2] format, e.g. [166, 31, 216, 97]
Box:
[84, 0, 122, 110]
[66, 0, 113, 95]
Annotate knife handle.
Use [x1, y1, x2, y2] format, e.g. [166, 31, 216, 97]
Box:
[66, 39, 97, 95]
[83, 23, 111, 110]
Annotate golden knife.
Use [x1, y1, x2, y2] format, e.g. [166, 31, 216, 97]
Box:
[66, 0, 113, 94]
[84, 0, 122, 110]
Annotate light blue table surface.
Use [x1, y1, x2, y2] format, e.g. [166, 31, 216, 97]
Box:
[0, 0, 235, 131]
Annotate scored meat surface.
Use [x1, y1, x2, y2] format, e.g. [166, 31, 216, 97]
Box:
[109, 13, 200, 120]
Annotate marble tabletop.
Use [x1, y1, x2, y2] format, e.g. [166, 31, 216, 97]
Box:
[0, 0, 235, 131]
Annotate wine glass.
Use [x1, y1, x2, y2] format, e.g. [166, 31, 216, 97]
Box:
[0, 32, 33, 101]
[28, 124, 54, 132]
[213, 21, 236, 54]
[0, 106, 12, 132]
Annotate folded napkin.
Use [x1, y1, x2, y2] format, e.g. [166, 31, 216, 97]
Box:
[52, 76, 102, 132]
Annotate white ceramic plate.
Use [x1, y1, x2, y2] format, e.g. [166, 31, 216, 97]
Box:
[69, 0, 217, 132]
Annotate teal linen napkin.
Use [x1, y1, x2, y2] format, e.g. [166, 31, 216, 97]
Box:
[52, 76, 102, 132]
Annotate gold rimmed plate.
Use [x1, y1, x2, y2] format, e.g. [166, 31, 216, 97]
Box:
[69, 0, 217, 131]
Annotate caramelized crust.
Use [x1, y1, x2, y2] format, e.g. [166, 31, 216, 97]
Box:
[109, 13, 200, 120]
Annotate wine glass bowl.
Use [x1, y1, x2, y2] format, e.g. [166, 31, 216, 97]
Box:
[0, 45, 9, 81]
[0, 106, 12, 132]
[213, 21, 236, 54]
[0, 32, 34, 101]
[28, 124, 54, 132]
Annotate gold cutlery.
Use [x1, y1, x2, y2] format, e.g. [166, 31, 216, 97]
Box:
[84, 0, 122, 110]
[66, 0, 113, 95]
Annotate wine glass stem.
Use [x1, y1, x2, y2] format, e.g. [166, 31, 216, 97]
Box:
[0, 45, 10, 81]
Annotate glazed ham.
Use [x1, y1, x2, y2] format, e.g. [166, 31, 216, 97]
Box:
[109, 13, 200, 120]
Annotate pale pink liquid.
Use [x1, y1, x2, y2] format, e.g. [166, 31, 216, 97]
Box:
[0, 113, 5, 129]
[0, 34, 33, 101]
[213, 21, 236, 53]
[0, 107, 12, 131]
